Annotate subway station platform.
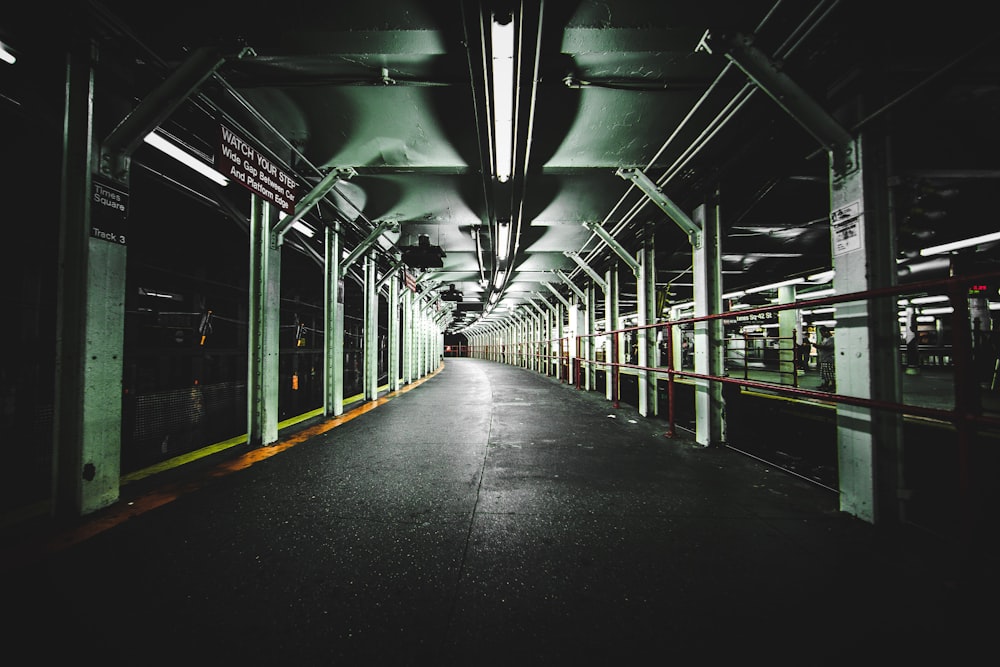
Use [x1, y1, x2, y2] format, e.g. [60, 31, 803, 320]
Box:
[2, 358, 994, 664]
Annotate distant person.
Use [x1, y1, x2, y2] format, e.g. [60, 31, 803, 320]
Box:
[817, 325, 835, 391]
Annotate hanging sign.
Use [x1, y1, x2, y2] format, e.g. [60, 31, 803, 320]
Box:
[216, 122, 299, 214]
[91, 178, 129, 245]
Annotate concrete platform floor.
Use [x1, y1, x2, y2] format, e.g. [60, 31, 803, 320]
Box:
[2, 358, 994, 665]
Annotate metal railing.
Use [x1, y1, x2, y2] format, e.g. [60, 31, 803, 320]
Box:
[464, 270, 1000, 535]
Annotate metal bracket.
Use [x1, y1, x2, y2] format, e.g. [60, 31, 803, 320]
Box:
[554, 270, 586, 302]
[563, 251, 608, 292]
[376, 262, 403, 290]
[582, 221, 642, 274]
[271, 167, 345, 248]
[101, 46, 252, 183]
[529, 293, 557, 314]
[713, 31, 857, 178]
[542, 282, 573, 309]
[615, 167, 702, 248]
[340, 219, 398, 275]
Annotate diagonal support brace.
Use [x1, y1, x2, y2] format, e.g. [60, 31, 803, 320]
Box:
[376, 262, 403, 291]
[341, 219, 399, 276]
[525, 297, 548, 316]
[272, 168, 353, 248]
[101, 46, 253, 183]
[583, 221, 641, 274]
[541, 284, 572, 309]
[616, 167, 702, 248]
[531, 293, 558, 314]
[554, 270, 586, 302]
[712, 31, 856, 177]
[564, 251, 608, 292]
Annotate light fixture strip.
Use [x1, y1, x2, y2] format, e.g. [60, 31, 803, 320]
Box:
[473, 227, 485, 282]
[0, 42, 16, 65]
[495, 221, 510, 261]
[744, 277, 805, 294]
[909, 295, 949, 305]
[920, 230, 1000, 256]
[807, 269, 835, 283]
[491, 13, 515, 183]
[797, 288, 836, 300]
[144, 132, 229, 187]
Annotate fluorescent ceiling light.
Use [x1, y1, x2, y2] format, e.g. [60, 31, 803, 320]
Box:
[0, 42, 15, 65]
[278, 214, 315, 238]
[812, 319, 837, 327]
[745, 277, 805, 294]
[138, 287, 181, 300]
[144, 132, 229, 187]
[473, 226, 485, 282]
[722, 290, 745, 299]
[495, 270, 507, 287]
[916, 315, 936, 323]
[921, 306, 954, 315]
[495, 221, 511, 261]
[807, 269, 835, 283]
[491, 13, 515, 183]
[798, 288, 835, 300]
[920, 230, 1000, 256]
[909, 295, 948, 305]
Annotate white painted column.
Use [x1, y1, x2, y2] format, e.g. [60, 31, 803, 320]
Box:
[692, 198, 725, 446]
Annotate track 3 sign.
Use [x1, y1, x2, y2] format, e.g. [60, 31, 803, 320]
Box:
[91, 178, 129, 245]
[216, 122, 299, 214]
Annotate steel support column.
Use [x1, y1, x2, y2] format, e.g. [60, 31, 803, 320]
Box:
[692, 197, 725, 446]
[324, 225, 344, 416]
[585, 282, 597, 391]
[777, 285, 797, 385]
[53, 38, 124, 517]
[636, 239, 657, 417]
[388, 272, 400, 392]
[605, 266, 620, 402]
[402, 287, 414, 384]
[831, 134, 902, 524]
[363, 252, 379, 401]
[248, 196, 281, 447]
[566, 297, 578, 386]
